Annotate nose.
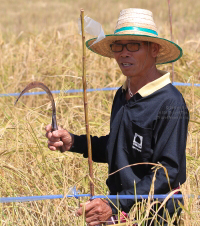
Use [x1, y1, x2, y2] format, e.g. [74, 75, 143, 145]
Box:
[120, 46, 131, 57]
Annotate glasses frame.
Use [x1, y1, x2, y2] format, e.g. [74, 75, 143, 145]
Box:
[110, 42, 142, 53]
[110, 42, 141, 53]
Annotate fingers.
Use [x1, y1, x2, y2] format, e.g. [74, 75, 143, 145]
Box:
[48, 139, 63, 151]
[80, 201, 91, 207]
[76, 199, 99, 216]
[76, 199, 112, 225]
[45, 124, 73, 151]
[85, 219, 100, 226]
[45, 124, 52, 133]
[76, 200, 91, 216]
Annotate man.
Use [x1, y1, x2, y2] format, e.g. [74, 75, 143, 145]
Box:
[46, 8, 189, 225]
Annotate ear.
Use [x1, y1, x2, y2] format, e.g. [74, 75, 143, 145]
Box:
[150, 43, 160, 58]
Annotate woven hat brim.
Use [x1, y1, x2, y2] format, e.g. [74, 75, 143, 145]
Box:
[86, 34, 182, 64]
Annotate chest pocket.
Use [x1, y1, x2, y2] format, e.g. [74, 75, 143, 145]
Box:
[126, 121, 153, 162]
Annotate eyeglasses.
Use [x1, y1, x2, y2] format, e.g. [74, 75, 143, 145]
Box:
[110, 42, 141, 52]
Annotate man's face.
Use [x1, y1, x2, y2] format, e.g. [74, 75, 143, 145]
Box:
[113, 40, 156, 78]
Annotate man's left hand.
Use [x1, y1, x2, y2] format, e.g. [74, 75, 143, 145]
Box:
[76, 198, 112, 226]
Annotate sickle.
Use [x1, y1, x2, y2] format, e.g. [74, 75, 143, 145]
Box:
[15, 81, 65, 153]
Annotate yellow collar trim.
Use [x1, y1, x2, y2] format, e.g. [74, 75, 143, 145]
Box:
[122, 70, 171, 97]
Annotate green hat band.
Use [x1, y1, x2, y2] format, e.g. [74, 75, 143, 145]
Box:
[114, 26, 158, 36]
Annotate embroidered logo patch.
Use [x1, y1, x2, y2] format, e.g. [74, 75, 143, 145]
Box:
[132, 133, 143, 152]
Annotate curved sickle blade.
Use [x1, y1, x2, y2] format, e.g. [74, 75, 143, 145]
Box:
[15, 81, 65, 153]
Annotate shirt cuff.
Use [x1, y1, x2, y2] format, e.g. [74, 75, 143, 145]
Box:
[68, 134, 88, 157]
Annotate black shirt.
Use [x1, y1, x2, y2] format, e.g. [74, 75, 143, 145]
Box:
[71, 73, 189, 213]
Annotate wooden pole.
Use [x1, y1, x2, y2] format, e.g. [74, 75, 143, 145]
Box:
[167, 0, 175, 82]
[80, 9, 94, 197]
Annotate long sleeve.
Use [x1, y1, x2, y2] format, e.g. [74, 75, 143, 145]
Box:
[70, 134, 110, 163]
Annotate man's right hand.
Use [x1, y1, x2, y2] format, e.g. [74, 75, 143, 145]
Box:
[45, 124, 74, 152]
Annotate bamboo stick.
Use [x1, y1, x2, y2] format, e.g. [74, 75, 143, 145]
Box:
[80, 9, 94, 197]
[167, 0, 175, 82]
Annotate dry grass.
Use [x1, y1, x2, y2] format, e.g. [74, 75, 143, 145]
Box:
[0, 0, 199, 225]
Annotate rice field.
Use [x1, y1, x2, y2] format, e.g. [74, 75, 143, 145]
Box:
[0, 0, 199, 225]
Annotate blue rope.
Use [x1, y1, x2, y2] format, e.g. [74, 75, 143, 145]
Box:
[0, 194, 199, 203]
[0, 87, 119, 97]
[172, 82, 200, 87]
[0, 83, 199, 97]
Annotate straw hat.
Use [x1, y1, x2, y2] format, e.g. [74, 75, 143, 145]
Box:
[86, 8, 182, 64]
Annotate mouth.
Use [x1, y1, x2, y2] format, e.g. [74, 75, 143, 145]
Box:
[121, 63, 133, 67]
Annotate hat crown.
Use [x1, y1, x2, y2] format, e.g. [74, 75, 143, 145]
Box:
[115, 8, 158, 36]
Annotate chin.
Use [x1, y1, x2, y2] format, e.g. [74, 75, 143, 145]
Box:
[122, 72, 134, 77]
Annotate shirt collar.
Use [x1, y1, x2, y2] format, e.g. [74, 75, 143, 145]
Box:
[122, 70, 171, 97]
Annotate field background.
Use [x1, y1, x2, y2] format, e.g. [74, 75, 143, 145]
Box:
[0, 0, 199, 225]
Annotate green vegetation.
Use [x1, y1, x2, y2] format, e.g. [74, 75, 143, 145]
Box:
[0, 0, 199, 225]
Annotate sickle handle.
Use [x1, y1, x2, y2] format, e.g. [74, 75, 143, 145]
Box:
[52, 115, 65, 153]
